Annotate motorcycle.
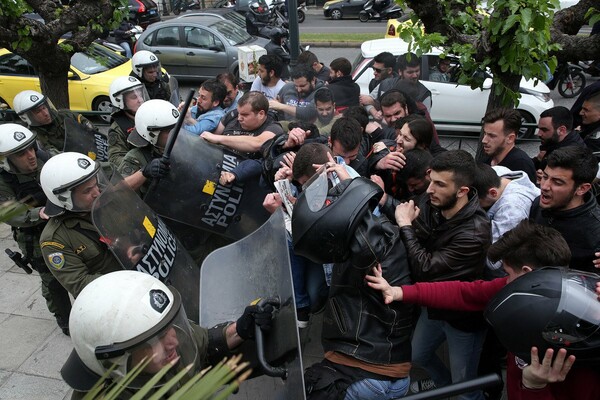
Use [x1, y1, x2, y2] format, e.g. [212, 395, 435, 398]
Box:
[171, 0, 201, 15]
[359, 0, 403, 22]
[270, 0, 306, 23]
[546, 62, 586, 99]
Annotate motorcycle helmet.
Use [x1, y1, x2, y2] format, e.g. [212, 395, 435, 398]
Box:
[40, 152, 100, 216]
[249, 1, 269, 15]
[62, 270, 198, 391]
[0, 124, 38, 172]
[131, 50, 162, 78]
[128, 99, 179, 147]
[13, 90, 57, 127]
[109, 76, 149, 112]
[269, 27, 288, 43]
[485, 267, 600, 365]
[292, 176, 392, 266]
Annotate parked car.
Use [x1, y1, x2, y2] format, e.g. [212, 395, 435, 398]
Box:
[128, 0, 161, 28]
[0, 42, 133, 122]
[323, 0, 368, 20]
[353, 38, 554, 138]
[177, 8, 247, 30]
[135, 16, 268, 80]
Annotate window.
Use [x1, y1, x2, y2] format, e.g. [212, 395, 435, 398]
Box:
[154, 27, 180, 46]
[0, 53, 35, 76]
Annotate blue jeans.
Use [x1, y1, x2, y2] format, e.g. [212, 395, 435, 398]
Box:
[411, 307, 486, 400]
[288, 240, 328, 310]
[119, 42, 132, 58]
[345, 376, 410, 400]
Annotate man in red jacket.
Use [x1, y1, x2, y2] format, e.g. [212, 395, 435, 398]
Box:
[366, 219, 600, 400]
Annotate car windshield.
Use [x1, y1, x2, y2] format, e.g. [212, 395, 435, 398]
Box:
[70, 42, 128, 75]
[209, 20, 252, 45]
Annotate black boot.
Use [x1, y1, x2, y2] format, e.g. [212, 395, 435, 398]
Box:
[55, 315, 70, 336]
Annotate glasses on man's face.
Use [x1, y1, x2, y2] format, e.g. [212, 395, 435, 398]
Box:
[372, 67, 384, 73]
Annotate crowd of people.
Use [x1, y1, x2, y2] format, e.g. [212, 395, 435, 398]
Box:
[1, 45, 600, 400]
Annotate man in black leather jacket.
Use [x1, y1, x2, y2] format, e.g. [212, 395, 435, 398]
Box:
[529, 146, 600, 272]
[383, 149, 491, 400]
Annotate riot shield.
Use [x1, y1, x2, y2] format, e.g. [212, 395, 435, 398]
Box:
[91, 172, 200, 322]
[199, 210, 305, 400]
[63, 117, 109, 162]
[144, 130, 271, 240]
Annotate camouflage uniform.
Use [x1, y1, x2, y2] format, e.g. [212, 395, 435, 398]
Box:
[107, 110, 136, 167]
[0, 154, 72, 332]
[29, 110, 95, 156]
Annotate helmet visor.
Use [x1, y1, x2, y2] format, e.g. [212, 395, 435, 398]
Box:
[302, 164, 329, 212]
[100, 304, 198, 388]
[542, 270, 600, 347]
[21, 99, 57, 127]
[122, 85, 150, 113]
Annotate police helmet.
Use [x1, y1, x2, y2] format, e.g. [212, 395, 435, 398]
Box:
[269, 27, 288, 42]
[485, 267, 600, 365]
[250, 1, 269, 15]
[131, 50, 161, 78]
[62, 271, 198, 391]
[13, 90, 57, 127]
[109, 76, 149, 112]
[40, 152, 100, 216]
[292, 177, 394, 266]
[128, 99, 179, 148]
[0, 124, 38, 172]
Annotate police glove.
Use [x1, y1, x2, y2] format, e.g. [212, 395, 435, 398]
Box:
[142, 158, 170, 179]
[235, 303, 274, 340]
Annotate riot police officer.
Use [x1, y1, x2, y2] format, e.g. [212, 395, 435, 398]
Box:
[39, 152, 122, 298]
[62, 270, 274, 398]
[108, 76, 149, 167]
[130, 50, 178, 106]
[13, 90, 96, 156]
[0, 124, 72, 334]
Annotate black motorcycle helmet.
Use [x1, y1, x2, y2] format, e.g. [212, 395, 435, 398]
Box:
[485, 267, 600, 365]
[292, 177, 391, 266]
[269, 27, 288, 43]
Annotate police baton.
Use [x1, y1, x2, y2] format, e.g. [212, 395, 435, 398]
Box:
[5, 249, 33, 274]
[400, 374, 502, 400]
[145, 88, 195, 198]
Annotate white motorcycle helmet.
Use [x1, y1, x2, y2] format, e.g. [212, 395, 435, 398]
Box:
[0, 124, 38, 172]
[131, 50, 161, 79]
[40, 152, 100, 216]
[109, 76, 149, 112]
[13, 89, 57, 127]
[128, 99, 179, 148]
[62, 271, 198, 391]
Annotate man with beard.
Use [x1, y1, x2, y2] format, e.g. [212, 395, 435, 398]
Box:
[481, 108, 537, 183]
[250, 55, 286, 101]
[269, 65, 324, 122]
[312, 87, 340, 137]
[577, 91, 600, 153]
[327, 57, 360, 112]
[182, 79, 227, 136]
[379, 150, 491, 400]
[359, 51, 396, 121]
[202, 91, 284, 159]
[533, 106, 585, 184]
[379, 52, 432, 113]
[529, 145, 600, 272]
[217, 73, 242, 114]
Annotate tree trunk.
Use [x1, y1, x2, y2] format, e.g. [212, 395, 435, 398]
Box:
[37, 51, 72, 109]
[475, 72, 521, 161]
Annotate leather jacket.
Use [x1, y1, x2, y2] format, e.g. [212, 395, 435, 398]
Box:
[322, 234, 414, 365]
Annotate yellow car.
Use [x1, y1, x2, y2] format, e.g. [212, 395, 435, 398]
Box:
[385, 15, 417, 38]
[0, 42, 132, 122]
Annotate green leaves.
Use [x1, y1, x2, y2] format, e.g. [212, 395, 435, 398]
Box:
[82, 354, 251, 400]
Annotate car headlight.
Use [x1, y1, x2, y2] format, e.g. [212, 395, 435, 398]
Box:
[323, 4, 329, 9]
[520, 88, 551, 103]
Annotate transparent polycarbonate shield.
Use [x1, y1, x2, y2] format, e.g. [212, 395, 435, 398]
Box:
[301, 165, 328, 212]
[91, 172, 201, 322]
[63, 117, 109, 162]
[144, 130, 271, 240]
[199, 210, 305, 400]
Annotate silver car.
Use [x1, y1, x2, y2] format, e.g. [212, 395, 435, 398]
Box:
[136, 16, 268, 80]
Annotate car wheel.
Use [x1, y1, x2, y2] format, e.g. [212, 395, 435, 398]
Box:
[517, 110, 536, 140]
[359, 11, 369, 22]
[330, 9, 342, 20]
[298, 9, 305, 23]
[93, 96, 113, 124]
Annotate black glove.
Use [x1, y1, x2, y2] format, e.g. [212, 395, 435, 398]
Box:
[142, 158, 170, 179]
[235, 303, 274, 340]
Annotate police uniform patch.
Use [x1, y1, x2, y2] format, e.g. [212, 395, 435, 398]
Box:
[75, 244, 87, 254]
[48, 252, 65, 269]
[41, 241, 65, 249]
[108, 134, 118, 146]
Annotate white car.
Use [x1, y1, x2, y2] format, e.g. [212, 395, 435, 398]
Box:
[352, 38, 554, 138]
